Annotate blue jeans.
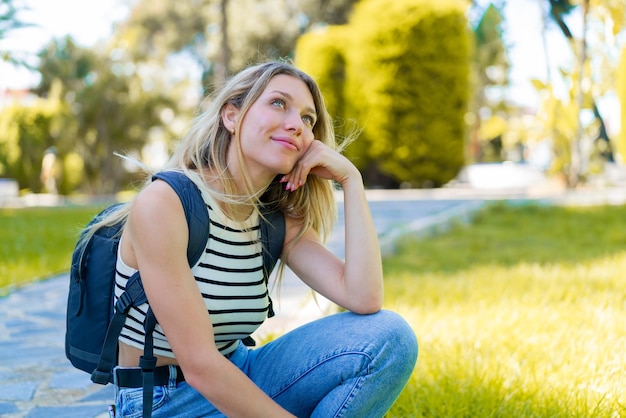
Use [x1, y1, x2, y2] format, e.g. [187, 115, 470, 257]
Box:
[115, 310, 418, 417]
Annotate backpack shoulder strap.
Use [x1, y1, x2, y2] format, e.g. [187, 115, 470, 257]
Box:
[259, 209, 285, 318]
[91, 273, 151, 384]
[154, 169, 283, 278]
[152, 170, 210, 267]
[136, 171, 211, 418]
[91, 170, 210, 386]
[259, 209, 285, 280]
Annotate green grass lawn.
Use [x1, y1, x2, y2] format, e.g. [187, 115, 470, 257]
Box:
[384, 203, 626, 417]
[0, 206, 101, 295]
[1, 202, 624, 416]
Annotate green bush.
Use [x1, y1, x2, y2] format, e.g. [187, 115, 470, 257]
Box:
[296, 25, 373, 174]
[0, 103, 56, 192]
[295, 26, 349, 137]
[0, 96, 79, 194]
[348, 0, 470, 187]
[296, 0, 471, 188]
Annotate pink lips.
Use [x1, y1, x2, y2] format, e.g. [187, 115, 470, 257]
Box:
[272, 137, 299, 151]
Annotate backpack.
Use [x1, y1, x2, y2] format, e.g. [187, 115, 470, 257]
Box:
[65, 170, 285, 416]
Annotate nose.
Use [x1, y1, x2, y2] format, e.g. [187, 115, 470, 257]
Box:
[284, 110, 303, 134]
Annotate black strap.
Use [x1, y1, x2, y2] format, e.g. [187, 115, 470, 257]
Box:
[137, 171, 208, 418]
[91, 273, 148, 385]
[96, 171, 285, 417]
[92, 170, 210, 418]
[152, 171, 210, 266]
[259, 209, 285, 318]
[140, 308, 158, 418]
[116, 366, 185, 388]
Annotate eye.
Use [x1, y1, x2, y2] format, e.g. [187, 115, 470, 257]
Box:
[271, 98, 286, 109]
[302, 114, 316, 127]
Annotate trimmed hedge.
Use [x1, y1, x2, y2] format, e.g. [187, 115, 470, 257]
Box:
[295, 26, 348, 130]
[296, 0, 470, 187]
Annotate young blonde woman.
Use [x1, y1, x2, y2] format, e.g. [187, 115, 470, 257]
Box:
[109, 61, 417, 417]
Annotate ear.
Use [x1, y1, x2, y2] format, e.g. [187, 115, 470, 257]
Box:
[221, 103, 239, 133]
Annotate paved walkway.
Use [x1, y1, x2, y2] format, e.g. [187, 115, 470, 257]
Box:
[2, 185, 625, 417]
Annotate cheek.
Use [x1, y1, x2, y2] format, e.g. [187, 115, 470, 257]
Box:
[303, 132, 316, 148]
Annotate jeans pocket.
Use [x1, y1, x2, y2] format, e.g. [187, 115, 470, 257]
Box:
[117, 385, 168, 418]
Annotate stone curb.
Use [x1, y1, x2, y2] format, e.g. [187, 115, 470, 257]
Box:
[379, 200, 486, 256]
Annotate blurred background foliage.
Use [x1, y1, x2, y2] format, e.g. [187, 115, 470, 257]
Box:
[1, 0, 625, 194]
[297, 0, 470, 188]
[618, 46, 626, 161]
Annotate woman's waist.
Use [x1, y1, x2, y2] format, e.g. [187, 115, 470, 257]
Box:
[118, 341, 179, 368]
[118, 338, 242, 368]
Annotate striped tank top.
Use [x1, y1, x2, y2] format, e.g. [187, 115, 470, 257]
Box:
[114, 189, 270, 358]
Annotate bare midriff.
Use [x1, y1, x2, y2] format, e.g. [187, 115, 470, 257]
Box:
[118, 341, 180, 367]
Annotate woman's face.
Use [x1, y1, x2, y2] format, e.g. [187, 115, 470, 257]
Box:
[229, 74, 318, 184]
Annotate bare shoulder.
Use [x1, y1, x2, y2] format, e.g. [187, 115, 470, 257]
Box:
[282, 212, 324, 261]
[126, 179, 188, 253]
[283, 212, 307, 243]
[132, 179, 184, 217]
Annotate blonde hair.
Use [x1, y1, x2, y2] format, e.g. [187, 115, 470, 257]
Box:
[78, 61, 347, 268]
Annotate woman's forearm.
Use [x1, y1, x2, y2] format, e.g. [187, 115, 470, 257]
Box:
[340, 172, 384, 313]
[184, 355, 295, 418]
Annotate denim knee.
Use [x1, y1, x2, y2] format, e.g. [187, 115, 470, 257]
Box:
[367, 310, 419, 370]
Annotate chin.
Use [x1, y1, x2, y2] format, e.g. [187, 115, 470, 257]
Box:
[272, 161, 296, 176]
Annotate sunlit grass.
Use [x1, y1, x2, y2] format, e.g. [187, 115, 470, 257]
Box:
[0, 206, 100, 295]
[384, 203, 626, 417]
[2, 202, 625, 416]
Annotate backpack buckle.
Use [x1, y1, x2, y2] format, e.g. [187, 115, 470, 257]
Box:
[115, 292, 133, 313]
[139, 355, 157, 372]
[91, 369, 112, 385]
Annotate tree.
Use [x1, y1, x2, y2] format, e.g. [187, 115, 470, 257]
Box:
[116, 0, 359, 94]
[549, 0, 590, 186]
[0, 87, 70, 192]
[34, 37, 177, 193]
[542, 0, 622, 186]
[467, 2, 510, 163]
[0, 0, 34, 67]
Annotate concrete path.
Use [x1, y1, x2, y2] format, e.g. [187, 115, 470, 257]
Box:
[2, 185, 625, 417]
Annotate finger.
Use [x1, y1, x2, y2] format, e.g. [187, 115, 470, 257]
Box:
[287, 151, 314, 190]
[284, 141, 328, 191]
[283, 165, 306, 192]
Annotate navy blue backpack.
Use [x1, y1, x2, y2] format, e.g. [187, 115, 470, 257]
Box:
[65, 170, 284, 417]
